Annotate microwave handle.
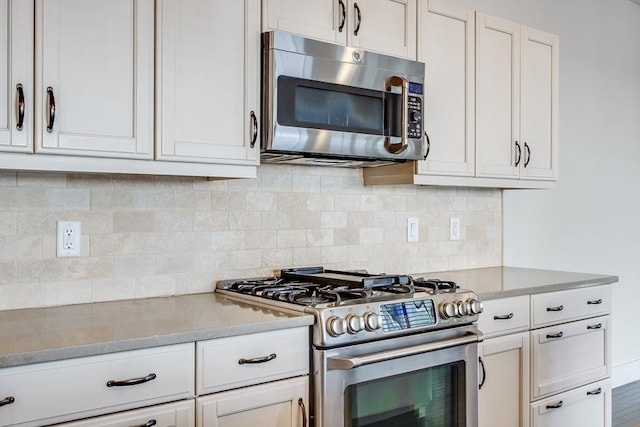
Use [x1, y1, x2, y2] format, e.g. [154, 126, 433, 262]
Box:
[327, 331, 479, 370]
[384, 76, 409, 155]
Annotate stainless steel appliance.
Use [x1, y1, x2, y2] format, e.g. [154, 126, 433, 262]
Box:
[261, 31, 428, 167]
[217, 267, 483, 427]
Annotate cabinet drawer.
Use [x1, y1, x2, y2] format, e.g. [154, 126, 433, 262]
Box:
[56, 399, 194, 427]
[531, 285, 611, 328]
[531, 379, 611, 427]
[477, 295, 530, 337]
[196, 327, 309, 395]
[531, 315, 610, 399]
[0, 343, 195, 427]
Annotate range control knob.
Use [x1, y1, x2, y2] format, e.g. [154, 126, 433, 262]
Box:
[346, 314, 365, 334]
[467, 299, 484, 315]
[326, 316, 347, 337]
[457, 301, 470, 316]
[410, 111, 422, 123]
[439, 302, 458, 319]
[363, 312, 381, 331]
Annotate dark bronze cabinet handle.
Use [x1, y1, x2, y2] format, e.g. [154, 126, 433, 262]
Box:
[238, 353, 277, 365]
[587, 323, 603, 330]
[587, 299, 603, 305]
[46, 86, 56, 133]
[250, 110, 258, 148]
[546, 305, 564, 312]
[546, 331, 564, 339]
[0, 396, 15, 407]
[135, 420, 157, 427]
[524, 142, 531, 167]
[353, 2, 361, 36]
[587, 387, 602, 396]
[298, 398, 308, 427]
[493, 313, 514, 320]
[16, 84, 25, 131]
[106, 373, 156, 387]
[546, 401, 563, 410]
[478, 357, 486, 390]
[338, 0, 346, 32]
[514, 141, 521, 166]
[423, 132, 430, 160]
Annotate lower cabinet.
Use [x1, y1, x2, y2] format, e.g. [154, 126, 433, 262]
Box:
[530, 379, 611, 427]
[196, 376, 309, 427]
[56, 400, 195, 427]
[479, 332, 530, 427]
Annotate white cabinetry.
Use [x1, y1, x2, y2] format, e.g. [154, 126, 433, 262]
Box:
[0, 343, 195, 427]
[0, 0, 33, 153]
[477, 295, 530, 427]
[156, 0, 259, 166]
[57, 400, 195, 427]
[36, 0, 154, 159]
[476, 13, 558, 181]
[262, 0, 417, 59]
[195, 327, 310, 426]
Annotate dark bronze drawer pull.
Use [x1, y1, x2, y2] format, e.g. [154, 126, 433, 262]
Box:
[0, 396, 15, 407]
[546, 401, 563, 410]
[135, 420, 157, 427]
[16, 84, 25, 131]
[546, 332, 564, 339]
[587, 299, 603, 305]
[106, 373, 156, 387]
[546, 305, 564, 312]
[478, 357, 486, 390]
[493, 313, 514, 320]
[587, 323, 603, 330]
[587, 387, 602, 396]
[298, 398, 307, 427]
[238, 353, 277, 365]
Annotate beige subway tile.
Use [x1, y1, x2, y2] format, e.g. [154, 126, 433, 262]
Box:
[67, 257, 113, 280]
[175, 190, 212, 211]
[17, 172, 66, 187]
[292, 211, 321, 229]
[175, 231, 211, 252]
[16, 212, 60, 235]
[333, 228, 359, 246]
[193, 251, 228, 273]
[91, 233, 134, 256]
[245, 230, 277, 249]
[318, 245, 348, 265]
[17, 259, 66, 283]
[246, 192, 277, 211]
[155, 253, 193, 275]
[211, 191, 245, 211]
[154, 211, 194, 232]
[44, 280, 92, 306]
[91, 278, 136, 302]
[112, 174, 155, 189]
[307, 194, 334, 211]
[229, 177, 261, 191]
[67, 174, 113, 188]
[0, 282, 45, 310]
[306, 229, 334, 247]
[91, 189, 133, 209]
[320, 175, 363, 193]
[113, 211, 155, 232]
[292, 247, 322, 266]
[262, 248, 293, 268]
[334, 194, 360, 211]
[0, 188, 42, 209]
[43, 188, 90, 210]
[135, 275, 176, 298]
[0, 212, 17, 235]
[212, 231, 245, 251]
[359, 228, 384, 245]
[261, 211, 292, 230]
[0, 261, 17, 285]
[229, 249, 262, 270]
[261, 172, 292, 192]
[0, 235, 42, 260]
[193, 178, 229, 191]
[276, 229, 306, 248]
[133, 232, 174, 253]
[154, 175, 194, 189]
[229, 211, 261, 231]
[277, 193, 308, 211]
[194, 211, 229, 232]
[292, 174, 321, 193]
[133, 190, 174, 210]
[175, 272, 216, 294]
[321, 211, 347, 229]
[0, 171, 17, 186]
[61, 211, 113, 234]
[114, 254, 155, 277]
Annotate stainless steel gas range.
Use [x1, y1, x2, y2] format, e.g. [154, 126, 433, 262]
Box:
[217, 267, 483, 427]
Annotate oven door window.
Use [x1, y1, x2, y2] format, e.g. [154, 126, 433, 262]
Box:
[345, 361, 465, 427]
[277, 76, 401, 137]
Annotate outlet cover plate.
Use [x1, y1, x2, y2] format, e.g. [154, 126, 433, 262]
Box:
[57, 221, 81, 257]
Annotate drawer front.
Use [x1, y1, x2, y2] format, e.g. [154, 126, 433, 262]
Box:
[477, 295, 530, 337]
[197, 327, 309, 395]
[57, 399, 194, 427]
[531, 379, 611, 427]
[0, 343, 195, 427]
[531, 285, 611, 328]
[531, 315, 610, 399]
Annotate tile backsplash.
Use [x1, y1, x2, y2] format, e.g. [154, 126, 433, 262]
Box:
[0, 165, 501, 310]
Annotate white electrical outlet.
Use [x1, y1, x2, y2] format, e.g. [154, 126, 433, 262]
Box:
[450, 217, 460, 241]
[407, 217, 419, 242]
[57, 221, 81, 257]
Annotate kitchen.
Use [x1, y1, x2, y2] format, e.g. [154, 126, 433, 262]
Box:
[0, 0, 639, 426]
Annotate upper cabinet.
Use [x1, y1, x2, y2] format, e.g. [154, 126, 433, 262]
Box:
[156, 0, 259, 165]
[476, 13, 559, 181]
[263, 0, 417, 59]
[364, 3, 559, 189]
[0, 0, 33, 153]
[36, 0, 154, 159]
[0, 0, 258, 178]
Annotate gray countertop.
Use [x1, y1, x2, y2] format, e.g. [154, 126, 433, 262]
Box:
[418, 266, 618, 300]
[0, 293, 314, 368]
[0, 267, 618, 369]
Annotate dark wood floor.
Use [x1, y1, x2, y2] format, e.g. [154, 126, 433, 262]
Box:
[613, 380, 640, 427]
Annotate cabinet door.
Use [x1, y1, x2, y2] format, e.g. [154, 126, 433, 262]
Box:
[0, 0, 33, 152]
[196, 376, 309, 427]
[520, 26, 558, 180]
[475, 13, 520, 179]
[56, 400, 195, 427]
[479, 332, 530, 427]
[157, 0, 259, 165]
[417, 0, 474, 176]
[36, 0, 154, 158]
[262, 0, 346, 45]
[348, 0, 416, 59]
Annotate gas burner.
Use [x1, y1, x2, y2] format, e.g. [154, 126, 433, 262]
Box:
[412, 277, 459, 293]
[220, 277, 281, 293]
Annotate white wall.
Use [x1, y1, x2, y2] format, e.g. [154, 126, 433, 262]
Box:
[447, 0, 640, 386]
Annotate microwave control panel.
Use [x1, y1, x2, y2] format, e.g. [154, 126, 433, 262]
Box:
[407, 82, 423, 140]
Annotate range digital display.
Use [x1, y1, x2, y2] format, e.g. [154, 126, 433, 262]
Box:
[380, 299, 437, 332]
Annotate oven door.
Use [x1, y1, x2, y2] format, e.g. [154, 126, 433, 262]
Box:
[314, 327, 479, 427]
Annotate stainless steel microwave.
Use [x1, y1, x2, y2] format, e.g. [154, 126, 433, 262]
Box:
[261, 31, 428, 167]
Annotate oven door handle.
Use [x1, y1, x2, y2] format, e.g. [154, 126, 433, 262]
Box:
[327, 332, 479, 370]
